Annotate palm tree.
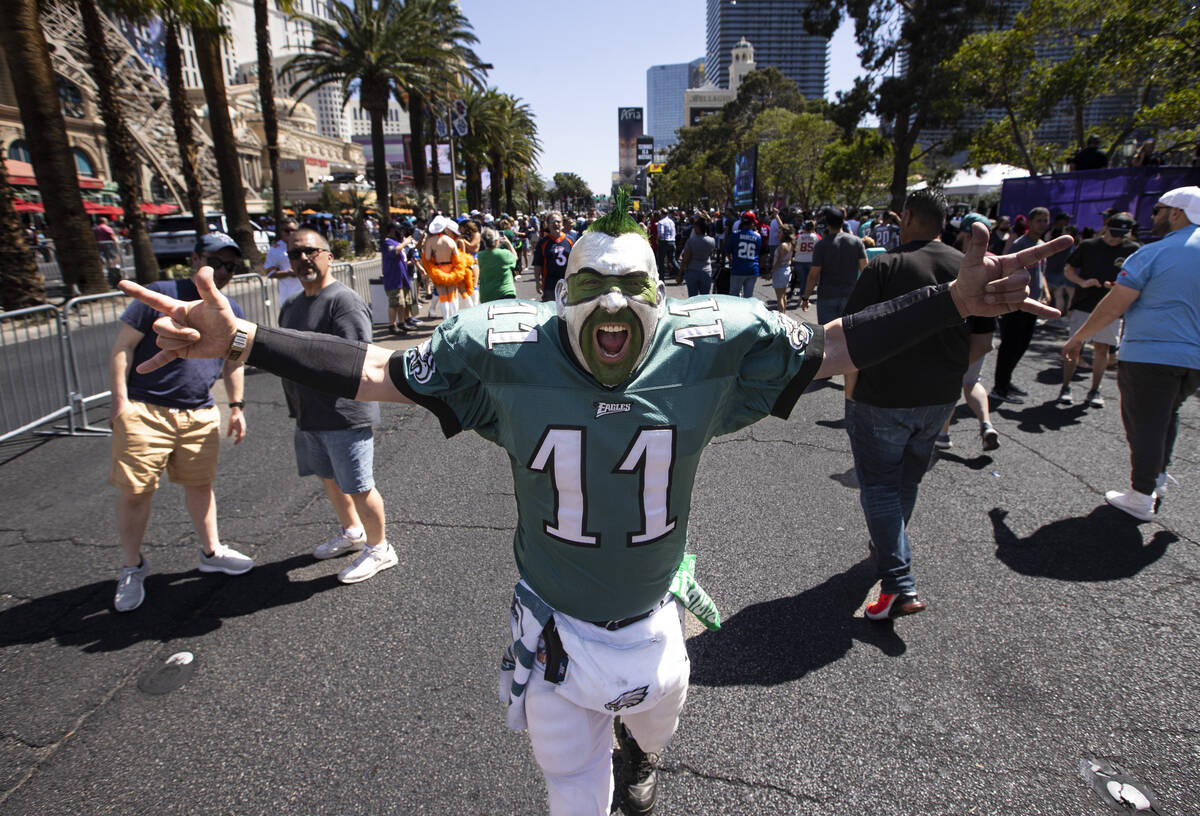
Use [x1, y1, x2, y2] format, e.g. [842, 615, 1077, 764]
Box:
[0, 0, 105, 295]
[284, 0, 427, 232]
[78, 0, 160, 284]
[401, 0, 489, 199]
[489, 94, 540, 216]
[255, 0, 296, 232]
[0, 155, 45, 309]
[163, 13, 207, 237]
[192, 1, 261, 267]
[455, 86, 505, 212]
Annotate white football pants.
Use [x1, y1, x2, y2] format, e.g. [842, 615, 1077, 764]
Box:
[524, 629, 689, 814]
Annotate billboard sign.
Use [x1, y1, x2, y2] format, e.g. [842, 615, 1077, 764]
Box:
[618, 107, 644, 178]
[636, 136, 654, 167]
[733, 145, 757, 210]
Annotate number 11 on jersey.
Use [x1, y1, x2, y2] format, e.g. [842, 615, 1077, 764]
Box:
[528, 425, 677, 548]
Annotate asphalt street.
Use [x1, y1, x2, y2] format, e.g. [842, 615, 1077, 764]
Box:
[1, 271, 1197, 815]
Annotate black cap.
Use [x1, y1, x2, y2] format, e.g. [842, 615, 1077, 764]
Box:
[1106, 213, 1136, 235]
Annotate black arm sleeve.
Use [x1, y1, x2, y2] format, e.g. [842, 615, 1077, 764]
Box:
[841, 283, 965, 371]
[245, 325, 366, 399]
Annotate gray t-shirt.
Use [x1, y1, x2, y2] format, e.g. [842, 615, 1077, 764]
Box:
[1009, 234, 1045, 300]
[811, 231, 867, 299]
[278, 280, 380, 431]
[682, 234, 717, 274]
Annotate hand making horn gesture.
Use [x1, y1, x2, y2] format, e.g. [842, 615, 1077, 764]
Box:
[949, 222, 1073, 318]
[118, 267, 242, 373]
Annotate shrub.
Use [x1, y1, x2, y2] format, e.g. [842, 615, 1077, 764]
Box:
[330, 238, 351, 260]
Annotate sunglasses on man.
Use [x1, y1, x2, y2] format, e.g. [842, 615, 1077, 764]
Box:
[205, 257, 241, 274]
[287, 246, 326, 260]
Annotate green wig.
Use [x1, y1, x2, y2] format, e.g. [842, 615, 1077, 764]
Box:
[585, 187, 647, 239]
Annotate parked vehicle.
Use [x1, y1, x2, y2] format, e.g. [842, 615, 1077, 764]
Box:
[149, 213, 271, 264]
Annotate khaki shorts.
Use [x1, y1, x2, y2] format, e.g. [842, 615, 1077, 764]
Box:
[386, 287, 414, 308]
[1069, 308, 1120, 347]
[110, 401, 221, 493]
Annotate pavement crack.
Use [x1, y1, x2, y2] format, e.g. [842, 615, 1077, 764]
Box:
[667, 761, 823, 803]
[0, 642, 169, 807]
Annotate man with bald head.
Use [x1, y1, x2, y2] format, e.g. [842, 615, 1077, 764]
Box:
[280, 227, 395, 583]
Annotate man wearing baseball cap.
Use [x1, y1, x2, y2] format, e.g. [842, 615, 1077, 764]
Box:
[1063, 186, 1200, 520]
[1057, 212, 1141, 408]
[108, 232, 254, 612]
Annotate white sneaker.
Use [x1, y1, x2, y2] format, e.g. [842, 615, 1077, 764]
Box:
[114, 557, 149, 612]
[1105, 489, 1155, 522]
[198, 544, 254, 575]
[313, 528, 367, 560]
[338, 541, 398, 584]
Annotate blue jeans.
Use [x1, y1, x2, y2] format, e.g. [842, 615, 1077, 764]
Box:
[844, 399, 955, 594]
[817, 295, 848, 326]
[790, 261, 811, 294]
[684, 268, 712, 297]
[730, 275, 757, 298]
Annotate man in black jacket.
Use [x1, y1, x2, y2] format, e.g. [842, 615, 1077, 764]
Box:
[843, 189, 992, 620]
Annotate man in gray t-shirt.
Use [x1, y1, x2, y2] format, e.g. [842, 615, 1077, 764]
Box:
[804, 207, 868, 325]
[279, 228, 396, 584]
[679, 217, 718, 297]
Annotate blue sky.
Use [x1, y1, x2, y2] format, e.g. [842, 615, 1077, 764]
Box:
[456, 0, 863, 196]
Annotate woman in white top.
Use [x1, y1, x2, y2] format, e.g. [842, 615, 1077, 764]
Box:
[769, 225, 795, 313]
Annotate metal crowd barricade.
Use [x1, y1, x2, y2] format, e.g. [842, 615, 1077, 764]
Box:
[0, 305, 74, 443]
[0, 272, 279, 443]
[58, 291, 133, 437]
[227, 273, 276, 328]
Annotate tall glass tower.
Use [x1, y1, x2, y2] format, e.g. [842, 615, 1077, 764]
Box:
[705, 0, 829, 100]
[646, 57, 706, 149]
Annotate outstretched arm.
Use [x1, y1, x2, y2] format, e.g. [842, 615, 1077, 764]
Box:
[814, 222, 1072, 379]
[118, 269, 412, 404]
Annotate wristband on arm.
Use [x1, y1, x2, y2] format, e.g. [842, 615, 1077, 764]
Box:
[245, 325, 367, 399]
[841, 283, 965, 371]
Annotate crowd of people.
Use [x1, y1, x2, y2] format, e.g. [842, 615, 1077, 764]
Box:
[104, 181, 1199, 815]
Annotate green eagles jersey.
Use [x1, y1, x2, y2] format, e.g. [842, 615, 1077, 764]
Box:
[392, 296, 824, 621]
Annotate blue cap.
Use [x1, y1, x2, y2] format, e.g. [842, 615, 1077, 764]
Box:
[195, 231, 241, 256]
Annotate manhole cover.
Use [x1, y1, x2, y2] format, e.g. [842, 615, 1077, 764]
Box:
[1079, 757, 1161, 813]
[137, 651, 196, 695]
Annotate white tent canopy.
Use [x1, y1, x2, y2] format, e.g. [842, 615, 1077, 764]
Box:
[909, 164, 1030, 196]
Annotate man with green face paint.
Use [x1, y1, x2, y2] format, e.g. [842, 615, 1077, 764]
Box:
[120, 187, 1070, 815]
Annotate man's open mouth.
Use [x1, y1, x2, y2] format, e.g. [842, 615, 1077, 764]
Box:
[593, 323, 630, 362]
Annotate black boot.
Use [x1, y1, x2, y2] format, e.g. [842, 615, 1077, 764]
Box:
[615, 718, 659, 815]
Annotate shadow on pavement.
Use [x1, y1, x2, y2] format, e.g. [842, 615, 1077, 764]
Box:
[0, 553, 340, 653]
[992, 397, 1092, 434]
[989, 506, 1174, 581]
[687, 559, 905, 687]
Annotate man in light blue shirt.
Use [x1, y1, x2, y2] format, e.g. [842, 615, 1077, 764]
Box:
[1063, 186, 1200, 521]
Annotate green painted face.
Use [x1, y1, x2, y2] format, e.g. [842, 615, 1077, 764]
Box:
[565, 270, 658, 306]
[576, 304, 645, 386]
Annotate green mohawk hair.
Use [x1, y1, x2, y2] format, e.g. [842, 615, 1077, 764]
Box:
[586, 187, 647, 239]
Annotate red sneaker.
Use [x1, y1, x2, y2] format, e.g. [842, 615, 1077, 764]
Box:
[866, 592, 927, 620]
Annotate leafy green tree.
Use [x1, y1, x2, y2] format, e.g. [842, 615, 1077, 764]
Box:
[818, 129, 893, 210]
[549, 172, 592, 212]
[752, 108, 837, 210]
[651, 155, 729, 211]
[803, 0, 1002, 211]
[947, 0, 1200, 169]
